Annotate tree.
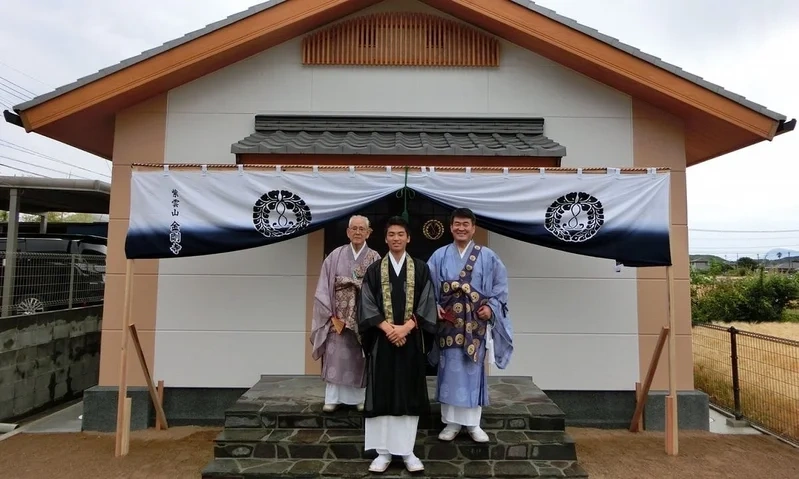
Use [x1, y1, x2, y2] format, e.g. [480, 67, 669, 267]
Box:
[737, 256, 758, 271]
[707, 258, 731, 276]
[16, 212, 98, 223]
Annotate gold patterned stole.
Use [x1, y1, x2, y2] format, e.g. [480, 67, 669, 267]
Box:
[380, 254, 415, 324]
[438, 244, 489, 362]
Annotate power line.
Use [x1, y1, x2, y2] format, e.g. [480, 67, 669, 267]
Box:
[0, 140, 110, 178]
[691, 248, 797, 254]
[0, 76, 36, 99]
[0, 84, 28, 103]
[0, 154, 97, 180]
[688, 228, 799, 234]
[0, 61, 53, 89]
[0, 163, 47, 177]
[690, 235, 798, 241]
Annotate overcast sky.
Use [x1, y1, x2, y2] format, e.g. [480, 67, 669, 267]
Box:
[0, 0, 797, 259]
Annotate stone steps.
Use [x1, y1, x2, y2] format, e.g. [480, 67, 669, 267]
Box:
[224, 407, 566, 432]
[214, 428, 577, 462]
[201, 376, 589, 478]
[201, 458, 589, 478]
[224, 376, 567, 433]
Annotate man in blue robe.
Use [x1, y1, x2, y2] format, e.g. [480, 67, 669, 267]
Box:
[427, 207, 513, 443]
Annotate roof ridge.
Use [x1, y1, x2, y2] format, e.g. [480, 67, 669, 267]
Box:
[9, 0, 787, 123]
[512, 0, 784, 120]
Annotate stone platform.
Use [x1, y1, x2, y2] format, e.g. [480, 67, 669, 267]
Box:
[201, 376, 588, 478]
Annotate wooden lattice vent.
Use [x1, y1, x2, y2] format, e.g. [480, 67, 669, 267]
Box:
[301, 12, 500, 67]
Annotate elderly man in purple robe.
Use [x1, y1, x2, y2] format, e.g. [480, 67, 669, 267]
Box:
[427, 207, 514, 443]
[310, 215, 381, 412]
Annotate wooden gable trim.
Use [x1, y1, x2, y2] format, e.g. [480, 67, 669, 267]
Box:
[421, 0, 777, 140]
[18, 0, 382, 132]
[12, 0, 785, 164]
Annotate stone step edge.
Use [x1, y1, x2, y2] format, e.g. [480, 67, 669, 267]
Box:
[226, 409, 565, 418]
[224, 414, 566, 431]
[213, 429, 576, 446]
[201, 458, 589, 478]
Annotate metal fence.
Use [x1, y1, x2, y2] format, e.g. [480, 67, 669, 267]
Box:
[693, 324, 799, 445]
[0, 251, 106, 316]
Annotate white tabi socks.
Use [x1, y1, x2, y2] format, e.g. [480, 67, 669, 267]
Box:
[438, 423, 489, 443]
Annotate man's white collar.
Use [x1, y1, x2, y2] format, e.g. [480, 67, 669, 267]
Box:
[457, 240, 474, 258]
[350, 242, 366, 260]
[389, 251, 406, 275]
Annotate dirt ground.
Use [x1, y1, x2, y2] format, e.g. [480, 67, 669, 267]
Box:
[570, 428, 799, 479]
[1, 426, 798, 479]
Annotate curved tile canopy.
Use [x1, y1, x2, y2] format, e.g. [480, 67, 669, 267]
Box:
[231, 115, 566, 157]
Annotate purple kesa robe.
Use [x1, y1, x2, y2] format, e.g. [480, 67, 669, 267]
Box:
[427, 242, 513, 410]
[310, 243, 381, 389]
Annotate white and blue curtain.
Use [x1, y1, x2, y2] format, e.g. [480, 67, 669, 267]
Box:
[125, 167, 672, 267]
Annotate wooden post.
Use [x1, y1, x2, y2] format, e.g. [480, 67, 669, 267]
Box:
[120, 397, 132, 456]
[629, 326, 669, 432]
[115, 259, 134, 457]
[156, 380, 165, 431]
[634, 382, 644, 431]
[665, 265, 679, 455]
[129, 323, 169, 430]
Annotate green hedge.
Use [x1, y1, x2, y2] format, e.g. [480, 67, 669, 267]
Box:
[691, 269, 799, 324]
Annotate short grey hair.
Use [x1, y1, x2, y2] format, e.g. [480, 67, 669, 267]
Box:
[348, 215, 370, 228]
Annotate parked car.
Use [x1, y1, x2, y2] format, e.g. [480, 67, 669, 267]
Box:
[0, 234, 107, 314]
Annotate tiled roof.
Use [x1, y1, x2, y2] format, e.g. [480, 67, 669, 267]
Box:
[10, 0, 787, 123]
[230, 116, 566, 156]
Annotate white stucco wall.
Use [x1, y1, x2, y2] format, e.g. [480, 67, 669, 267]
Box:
[154, 0, 637, 390]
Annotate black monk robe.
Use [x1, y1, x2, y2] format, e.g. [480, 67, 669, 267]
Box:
[358, 255, 438, 418]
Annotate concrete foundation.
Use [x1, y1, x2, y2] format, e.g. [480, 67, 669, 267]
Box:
[80, 377, 710, 433]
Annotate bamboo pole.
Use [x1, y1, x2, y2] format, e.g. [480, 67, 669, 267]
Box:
[115, 259, 134, 457]
[130, 163, 671, 174]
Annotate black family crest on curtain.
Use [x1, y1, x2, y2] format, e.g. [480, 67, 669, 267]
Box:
[252, 190, 313, 238]
[544, 192, 605, 243]
[125, 167, 671, 266]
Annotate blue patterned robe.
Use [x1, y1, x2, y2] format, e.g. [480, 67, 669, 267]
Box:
[427, 242, 513, 408]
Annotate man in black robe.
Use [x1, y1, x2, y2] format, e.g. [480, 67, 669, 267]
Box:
[358, 216, 437, 473]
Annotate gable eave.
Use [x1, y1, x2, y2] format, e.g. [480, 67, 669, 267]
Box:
[4, 0, 792, 163]
[11, 0, 382, 132]
[504, 0, 786, 123]
[10, 0, 293, 114]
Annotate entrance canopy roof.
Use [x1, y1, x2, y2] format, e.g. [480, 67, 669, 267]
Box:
[231, 116, 567, 157]
[0, 176, 111, 214]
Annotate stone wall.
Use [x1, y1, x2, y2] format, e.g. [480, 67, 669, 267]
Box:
[0, 305, 102, 421]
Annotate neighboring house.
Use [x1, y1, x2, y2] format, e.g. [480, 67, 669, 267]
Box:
[4, 0, 794, 432]
[770, 260, 799, 273]
[690, 260, 711, 272]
